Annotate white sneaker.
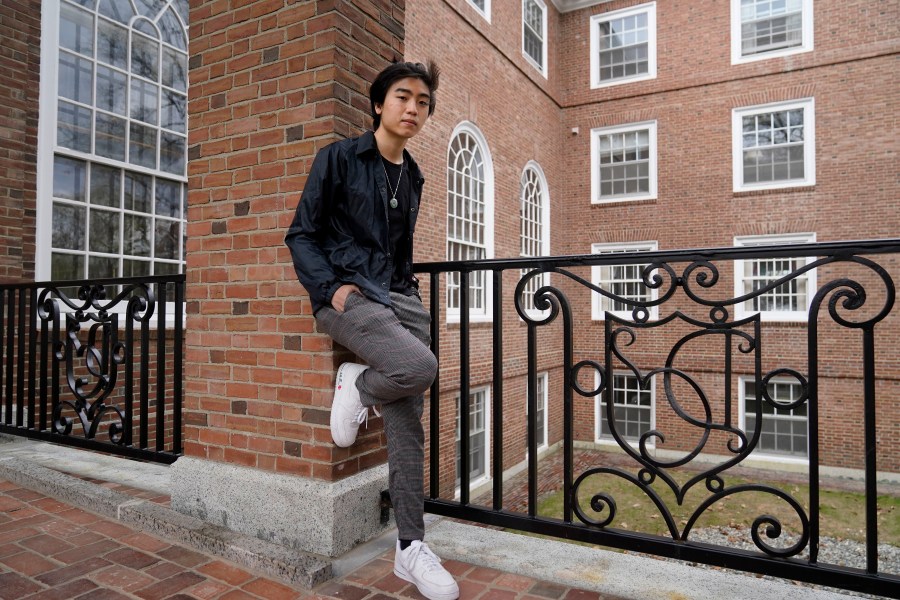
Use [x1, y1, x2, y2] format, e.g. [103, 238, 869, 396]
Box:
[394, 540, 459, 600]
[330, 363, 370, 447]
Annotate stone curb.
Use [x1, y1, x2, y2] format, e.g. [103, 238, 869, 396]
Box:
[0, 456, 332, 588]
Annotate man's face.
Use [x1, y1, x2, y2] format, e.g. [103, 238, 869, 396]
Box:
[374, 77, 432, 139]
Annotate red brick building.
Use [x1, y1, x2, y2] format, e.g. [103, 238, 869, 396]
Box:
[0, 0, 897, 556]
[403, 0, 899, 496]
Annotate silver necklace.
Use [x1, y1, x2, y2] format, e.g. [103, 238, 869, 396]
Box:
[381, 158, 403, 209]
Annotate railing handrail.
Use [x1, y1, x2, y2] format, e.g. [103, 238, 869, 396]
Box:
[415, 238, 900, 273]
[0, 273, 187, 292]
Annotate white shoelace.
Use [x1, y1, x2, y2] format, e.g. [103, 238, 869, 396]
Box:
[351, 405, 382, 429]
[406, 541, 442, 573]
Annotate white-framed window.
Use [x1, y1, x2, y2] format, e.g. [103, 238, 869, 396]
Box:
[520, 161, 550, 315]
[36, 0, 189, 283]
[527, 372, 549, 450]
[591, 242, 659, 320]
[590, 2, 656, 88]
[731, 0, 813, 64]
[523, 0, 547, 77]
[591, 121, 657, 203]
[740, 376, 808, 459]
[734, 233, 816, 321]
[467, 0, 491, 22]
[456, 387, 490, 489]
[447, 122, 494, 322]
[596, 373, 655, 444]
[733, 98, 815, 191]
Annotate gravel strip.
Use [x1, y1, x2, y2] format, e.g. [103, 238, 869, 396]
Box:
[673, 526, 899, 598]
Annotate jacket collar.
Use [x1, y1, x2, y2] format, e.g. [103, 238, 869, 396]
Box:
[356, 130, 424, 182]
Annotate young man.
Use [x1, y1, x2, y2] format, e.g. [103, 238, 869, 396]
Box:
[285, 62, 459, 600]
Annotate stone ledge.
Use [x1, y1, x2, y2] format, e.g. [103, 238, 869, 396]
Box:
[170, 457, 392, 558]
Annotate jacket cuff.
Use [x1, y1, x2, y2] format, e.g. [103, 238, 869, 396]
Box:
[324, 282, 343, 306]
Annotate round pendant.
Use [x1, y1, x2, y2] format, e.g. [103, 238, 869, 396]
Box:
[389, 197, 399, 209]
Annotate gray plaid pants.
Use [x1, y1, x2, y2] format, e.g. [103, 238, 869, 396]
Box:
[314, 291, 437, 541]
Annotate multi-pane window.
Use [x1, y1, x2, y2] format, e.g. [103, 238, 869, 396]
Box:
[527, 372, 548, 449]
[456, 388, 489, 487]
[743, 378, 808, 458]
[591, 122, 657, 202]
[520, 163, 549, 314]
[732, 0, 813, 63]
[467, 0, 490, 21]
[523, 0, 547, 76]
[598, 374, 653, 443]
[41, 0, 188, 282]
[447, 124, 493, 320]
[591, 242, 658, 320]
[733, 99, 815, 190]
[734, 234, 816, 321]
[590, 3, 656, 88]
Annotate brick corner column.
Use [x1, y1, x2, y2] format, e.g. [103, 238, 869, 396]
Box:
[175, 0, 405, 557]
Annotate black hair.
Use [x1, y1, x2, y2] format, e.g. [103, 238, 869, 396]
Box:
[369, 60, 440, 131]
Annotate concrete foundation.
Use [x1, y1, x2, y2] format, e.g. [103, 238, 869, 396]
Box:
[170, 457, 392, 558]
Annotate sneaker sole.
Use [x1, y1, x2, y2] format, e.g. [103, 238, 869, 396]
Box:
[393, 567, 459, 600]
[330, 364, 361, 447]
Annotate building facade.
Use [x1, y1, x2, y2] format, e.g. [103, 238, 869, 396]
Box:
[400, 0, 898, 497]
[0, 0, 897, 556]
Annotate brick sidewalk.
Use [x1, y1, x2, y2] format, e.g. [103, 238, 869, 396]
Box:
[0, 478, 624, 600]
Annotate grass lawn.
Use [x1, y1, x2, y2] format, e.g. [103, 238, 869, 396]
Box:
[536, 472, 900, 545]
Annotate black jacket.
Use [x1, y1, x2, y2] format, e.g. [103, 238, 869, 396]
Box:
[285, 131, 424, 313]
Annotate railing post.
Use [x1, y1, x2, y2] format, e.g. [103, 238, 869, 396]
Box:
[492, 270, 504, 511]
[429, 272, 441, 499]
[459, 270, 471, 506]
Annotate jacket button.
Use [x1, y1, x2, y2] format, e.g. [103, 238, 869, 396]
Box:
[410, 207, 416, 212]
[381, 282, 387, 288]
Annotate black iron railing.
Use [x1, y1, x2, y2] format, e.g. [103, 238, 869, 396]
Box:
[0, 275, 185, 463]
[418, 239, 900, 597]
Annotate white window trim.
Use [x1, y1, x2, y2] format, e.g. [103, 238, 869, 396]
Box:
[591, 120, 657, 204]
[590, 241, 659, 321]
[733, 233, 817, 322]
[595, 372, 656, 448]
[36, 0, 63, 283]
[455, 386, 492, 497]
[738, 375, 809, 464]
[522, 0, 548, 78]
[520, 160, 551, 319]
[730, 0, 814, 65]
[589, 2, 657, 89]
[527, 372, 550, 452]
[467, 0, 491, 22]
[732, 98, 816, 192]
[447, 121, 495, 324]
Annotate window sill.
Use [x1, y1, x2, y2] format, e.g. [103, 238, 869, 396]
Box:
[591, 197, 658, 208]
[733, 184, 815, 197]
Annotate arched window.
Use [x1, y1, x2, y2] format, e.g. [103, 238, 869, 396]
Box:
[519, 162, 550, 313]
[446, 123, 494, 321]
[37, 0, 189, 282]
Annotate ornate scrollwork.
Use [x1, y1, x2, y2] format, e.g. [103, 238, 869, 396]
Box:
[37, 282, 155, 443]
[507, 248, 897, 570]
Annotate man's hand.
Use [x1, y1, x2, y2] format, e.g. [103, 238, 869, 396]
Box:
[332, 284, 361, 313]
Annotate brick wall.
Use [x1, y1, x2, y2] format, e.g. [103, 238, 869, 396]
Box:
[185, 0, 404, 481]
[0, 0, 40, 282]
